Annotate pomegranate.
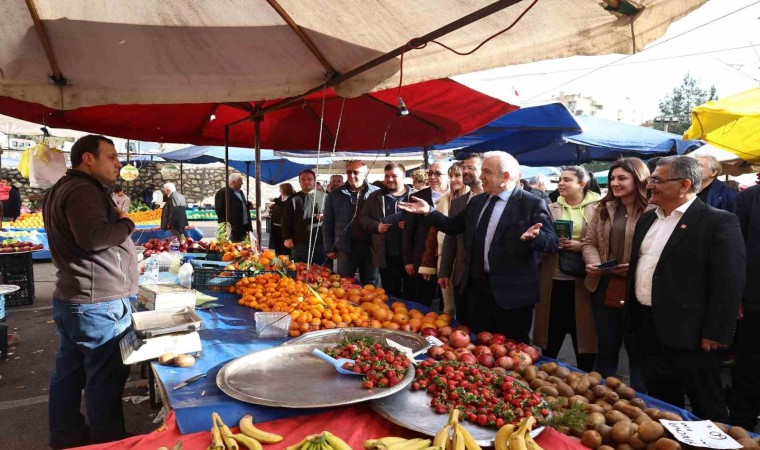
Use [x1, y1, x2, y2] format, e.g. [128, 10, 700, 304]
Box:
[449, 330, 471, 349]
[438, 326, 453, 338]
[490, 333, 507, 345]
[509, 350, 533, 368]
[441, 351, 457, 361]
[489, 343, 508, 358]
[421, 328, 439, 337]
[399, 324, 413, 332]
[476, 331, 493, 346]
[477, 353, 496, 368]
[454, 324, 471, 335]
[427, 346, 445, 359]
[472, 345, 492, 356]
[466, 343, 476, 351]
[458, 353, 477, 365]
[454, 347, 472, 357]
[495, 356, 515, 370]
[520, 345, 540, 362]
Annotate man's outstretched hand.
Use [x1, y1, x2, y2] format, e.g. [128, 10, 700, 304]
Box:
[520, 223, 543, 241]
[398, 197, 430, 215]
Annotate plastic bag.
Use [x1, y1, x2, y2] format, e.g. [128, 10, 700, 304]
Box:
[178, 262, 194, 289]
[29, 144, 67, 189]
[18, 148, 31, 177]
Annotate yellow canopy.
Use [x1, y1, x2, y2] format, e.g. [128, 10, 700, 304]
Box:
[684, 87, 760, 163]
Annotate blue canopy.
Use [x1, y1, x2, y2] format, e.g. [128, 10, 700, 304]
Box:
[160, 146, 325, 184]
[451, 103, 704, 165]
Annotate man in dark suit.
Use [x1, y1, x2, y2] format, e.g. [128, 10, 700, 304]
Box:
[282, 170, 327, 265]
[439, 154, 484, 320]
[400, 151, 558, 343]
[214, 173, 253, 242]
[403, 161, 450, 307]
[624, 155, 744, 422]
[727, 183, 760, 429]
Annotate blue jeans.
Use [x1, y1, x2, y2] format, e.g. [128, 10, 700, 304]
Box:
[49, 298, 132, 448]
[337, 241, 380, 286]
[591, 277, 646, 392]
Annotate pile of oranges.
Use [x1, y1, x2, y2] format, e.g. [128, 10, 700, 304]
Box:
[234, 273, 453, 337]
[127, 209, 161, 225]
[9, 212, 44, 228]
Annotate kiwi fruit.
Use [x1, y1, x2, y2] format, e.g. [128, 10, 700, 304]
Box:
[538, 385, 559, 397]
[586, 403, 606, 414]
[530, 378, 549, 390]
[585, 389, 599, 402]
[555, 366, 571, 377]
[575, 377, 592, 395]
[593, 385, 609, 398]
[638, 421, 665, 442]
[729, 427, 751, 440]
[596, 424, 615, 445]
[606, 376, 623, 389]
[599, 446, 616, 450]
[612, 421, 634, 444]
[654, 438, 682, 450]
[595, 400, 614, 412]
[582, 430, 604, 449]
[540, 362, 558, 374]
[605, 390, 621, 404]
[737, 438, 759, 450]
[645, 408, 661, 419]
[537, 370, 549, 380]
[657, 412, 683, 421]
[630, 398, 647, 409]
[556, 381, 575, 398]
[605, 410, 631, 425]
[173, 354, 196, 367]
[618, 444, 635, 450]
[634, 414, 653, 425]
[617, 386, 637, 400]
[630, 434, 648, 450]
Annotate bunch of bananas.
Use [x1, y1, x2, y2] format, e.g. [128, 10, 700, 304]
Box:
[494, 417, 544, 450]
[285, 431, 353, 450]
[364, 437, 435, 450]
[432, 410, 482, 450]
[209, 413, 284, 450]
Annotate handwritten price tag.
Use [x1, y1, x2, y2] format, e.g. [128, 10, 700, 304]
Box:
[424, 335, 444, 347]
[659, 420, 742, 449]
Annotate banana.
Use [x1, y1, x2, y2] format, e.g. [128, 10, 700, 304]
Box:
[452, 426, 465, 450]
[231, 433, 264, 450]
[219, 422, 240, 450]
[210, 413, 224, 450]
[507, 424, 527, 450]
[285, 436, 312, 450]
[524, 433, 543, 450]
[387, 438, 433, 450]
[433, 425, 451, 448]
[323, 432, 352, 450]
[377, 438, 410, 448]
[455, 424, 481, 450]
[239, 415, 284, 444]
[494, 425, 516, 450]
[365, 440, 380, 449]
[447, 409, 460, 426]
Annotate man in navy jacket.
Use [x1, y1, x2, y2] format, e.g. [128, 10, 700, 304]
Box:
[400, 151, 558, 344]
[323, 161, 379, 285]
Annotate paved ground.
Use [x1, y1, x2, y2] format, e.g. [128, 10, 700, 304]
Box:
[0, 222, 753, 449]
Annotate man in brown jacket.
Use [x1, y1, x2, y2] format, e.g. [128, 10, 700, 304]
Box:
[43, 135, 138, 448]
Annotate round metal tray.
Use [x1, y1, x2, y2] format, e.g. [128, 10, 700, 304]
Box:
[282, 327, 430, 357]
[217, 342, 415, 408]
[372, 389, 545, 446]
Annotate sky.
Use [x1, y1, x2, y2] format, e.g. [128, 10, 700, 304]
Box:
[454, 0, 760, 124]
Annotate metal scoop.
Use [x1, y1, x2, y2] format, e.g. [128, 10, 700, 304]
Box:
[311, 348, 363, 376]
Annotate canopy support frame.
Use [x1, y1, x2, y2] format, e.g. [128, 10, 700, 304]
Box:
[25, 0, 67, 86]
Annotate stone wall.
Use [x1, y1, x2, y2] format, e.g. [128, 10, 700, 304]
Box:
[1, 162, 285, 209]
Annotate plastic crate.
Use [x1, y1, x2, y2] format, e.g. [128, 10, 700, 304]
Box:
[191, 260, 294, 294]
[0, 252, 35, 307]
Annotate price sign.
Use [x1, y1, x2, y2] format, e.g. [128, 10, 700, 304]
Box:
[424, 335, 444, 347]
[659, 420, 742, 449]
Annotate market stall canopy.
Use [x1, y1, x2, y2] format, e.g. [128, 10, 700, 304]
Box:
[453, 104, 704, 165]
[0, 79, 515, 151]
[683, 87, 760, 163]
[160, 146, 322, 185]
[0, 1, 705, 110]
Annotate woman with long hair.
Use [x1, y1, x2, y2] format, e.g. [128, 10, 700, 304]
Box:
[419, 162, 468, 315]
[270, 183, 295, 256]
[582, 158, 650, 391]
[534, 166, 600, 372]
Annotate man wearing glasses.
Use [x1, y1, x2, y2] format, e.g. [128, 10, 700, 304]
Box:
[625, 155, 744, 422]
[323, 161, 380, 285]
[402, 161, 450, 307]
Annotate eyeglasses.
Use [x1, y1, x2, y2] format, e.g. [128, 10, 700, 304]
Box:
[427, 171, 444, 177]
[462, 166, 478, 171]
[647, 177, 686, 185]
[346, 170, 364, 176]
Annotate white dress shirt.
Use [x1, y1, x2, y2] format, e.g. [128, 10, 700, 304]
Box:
[478, 187, 514, 273]
[635, 197, 697, 306]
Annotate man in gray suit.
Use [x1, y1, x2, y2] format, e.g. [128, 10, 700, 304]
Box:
[439, 154, 484, 320]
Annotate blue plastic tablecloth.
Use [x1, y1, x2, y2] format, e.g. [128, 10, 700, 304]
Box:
[132, 227, 204, 244]
[151, 294, 701, 435]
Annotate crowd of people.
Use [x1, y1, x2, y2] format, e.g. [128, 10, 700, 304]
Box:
[38, 134, 759, 447]
[269, 151, 758, 429]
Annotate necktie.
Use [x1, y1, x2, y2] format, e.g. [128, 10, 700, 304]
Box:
[471, 195, 499, 279]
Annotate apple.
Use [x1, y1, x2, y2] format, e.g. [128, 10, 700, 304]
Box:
[476, 331, 493, 346]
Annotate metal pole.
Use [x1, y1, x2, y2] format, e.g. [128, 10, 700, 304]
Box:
[246, 161, 251, 198]
[224, 125, 230, 228]
[422, 146, 430, 169]
[179, 161, 183, 194]
[254, 118, 263, 250]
